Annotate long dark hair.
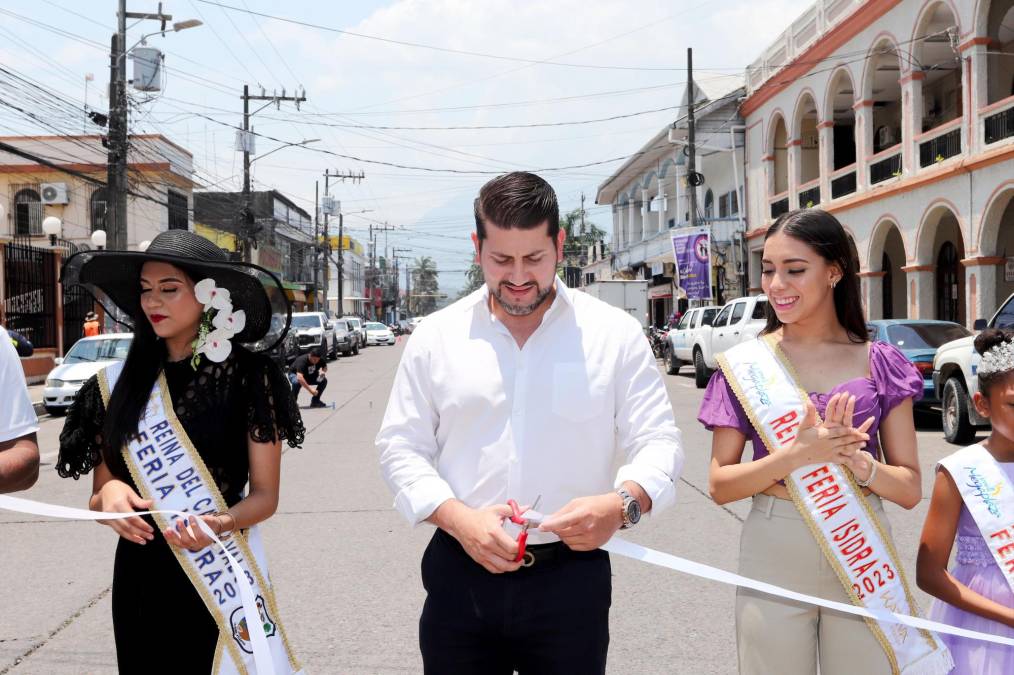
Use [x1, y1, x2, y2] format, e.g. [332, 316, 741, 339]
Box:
[974, 327, 1014, 397]
[761, 209, 868, 343]
[102, 264, 204, 461]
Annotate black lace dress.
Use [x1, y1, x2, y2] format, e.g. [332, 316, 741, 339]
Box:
[57, 347, 304, 674]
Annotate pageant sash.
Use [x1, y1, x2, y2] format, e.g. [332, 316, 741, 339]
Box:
[717, 336, 952, 675]
[99, 362, 302, 675]
[940, 444, 1014, 593]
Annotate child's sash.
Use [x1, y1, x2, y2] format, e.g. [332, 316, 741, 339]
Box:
[99, 362, 302, 675]
[717, 335, 952, 675]
[940, 444, 1014, 593]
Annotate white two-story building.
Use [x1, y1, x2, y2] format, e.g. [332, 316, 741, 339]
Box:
[595, 77, 747, 326]
[741, 0, 1014, 326]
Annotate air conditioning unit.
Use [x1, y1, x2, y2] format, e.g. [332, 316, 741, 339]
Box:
[41, 183, 69, 205]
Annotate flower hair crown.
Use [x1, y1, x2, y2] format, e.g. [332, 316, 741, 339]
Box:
[190, 279, 246, 369]
[978, 339, 1014, 377]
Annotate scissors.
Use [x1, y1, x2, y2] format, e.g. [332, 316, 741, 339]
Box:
[506, 495, 541, 567]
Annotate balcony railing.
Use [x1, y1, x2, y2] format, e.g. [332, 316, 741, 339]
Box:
[798, 180, 820, 208]
[918, 119, 962, 168]
[982, 95, 1014, 146]
[769, 192, 789, 219]
[830, 164, 857, 199]
[869, 146, 902, 185]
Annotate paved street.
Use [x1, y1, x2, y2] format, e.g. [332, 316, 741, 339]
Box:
[1, 338, 969, 674]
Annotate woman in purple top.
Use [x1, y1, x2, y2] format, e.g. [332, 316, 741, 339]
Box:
[698, 209, 925, 675]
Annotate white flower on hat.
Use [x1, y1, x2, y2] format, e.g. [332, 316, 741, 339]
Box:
[194, 278, 231, 312]
[212, 308, 246, 337]
[196, 327, 233, 363]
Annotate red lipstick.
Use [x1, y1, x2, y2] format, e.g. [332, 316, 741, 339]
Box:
[150, 314, 167, 324]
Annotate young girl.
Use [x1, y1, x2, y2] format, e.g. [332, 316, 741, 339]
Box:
[918, 328, 1014, 674]
[698, 209, 950, 674]
[57, 230, 305, 673]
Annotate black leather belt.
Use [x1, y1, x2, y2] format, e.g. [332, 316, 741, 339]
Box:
[435, 528, 573, 569]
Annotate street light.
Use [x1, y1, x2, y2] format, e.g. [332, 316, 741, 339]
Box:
[42, 216, 62, 246]
[91, 229, 107, 251]
[250, 138, 320, 165]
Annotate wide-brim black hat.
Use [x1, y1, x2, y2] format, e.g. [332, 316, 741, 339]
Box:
[61, 229, 291, 352]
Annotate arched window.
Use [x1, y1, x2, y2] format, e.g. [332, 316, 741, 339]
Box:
[90, 188, 108, 233]
[14, 188, 41, 235]
[936, 241, 960, 322]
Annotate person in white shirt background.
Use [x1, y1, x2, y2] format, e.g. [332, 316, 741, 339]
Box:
[377, 171, 684, 674]
[0, 319, 41, 493]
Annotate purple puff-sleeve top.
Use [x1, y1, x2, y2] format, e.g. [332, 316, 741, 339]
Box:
[697, 340, 923, 463]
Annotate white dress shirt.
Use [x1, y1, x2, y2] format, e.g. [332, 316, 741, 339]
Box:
[0, 327, 39, 444]
[377, 279, 684, 543]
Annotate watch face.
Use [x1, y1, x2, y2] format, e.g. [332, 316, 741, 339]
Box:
[627, 499, 641, 524]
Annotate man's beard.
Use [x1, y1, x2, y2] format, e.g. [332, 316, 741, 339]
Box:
[491, 282, 553, 316]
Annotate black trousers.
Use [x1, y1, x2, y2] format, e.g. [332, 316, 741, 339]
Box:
[291, 376, 326, 403]
[419, 528, 611, 675]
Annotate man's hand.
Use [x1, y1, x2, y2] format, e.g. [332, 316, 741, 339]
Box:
[538, 493, 624, 551]
[432, 499, 522, 574]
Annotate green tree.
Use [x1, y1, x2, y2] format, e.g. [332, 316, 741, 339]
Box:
[457, 262, 484, 299]
[559, 207, 605, 282]
[410, 256, 440, 315]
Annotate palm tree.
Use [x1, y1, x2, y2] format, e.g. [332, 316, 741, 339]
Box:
[410, 256, 440, 315]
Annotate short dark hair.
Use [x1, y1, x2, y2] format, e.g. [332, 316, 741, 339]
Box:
[761, 209, 868, 344]
[311, 347, 325, 359]
[473, 172, 559, 245]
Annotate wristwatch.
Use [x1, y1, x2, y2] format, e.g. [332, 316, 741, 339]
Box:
[617, 488, 641, 529]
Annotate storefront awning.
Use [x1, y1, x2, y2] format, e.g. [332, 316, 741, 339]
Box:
[284, 289, 306, 303]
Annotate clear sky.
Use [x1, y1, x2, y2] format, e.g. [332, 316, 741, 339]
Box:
[0, 0, 813, 293]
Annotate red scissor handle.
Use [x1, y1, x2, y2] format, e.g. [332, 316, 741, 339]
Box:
[506, 499, 526, 525]
[515, 530, 529, 563]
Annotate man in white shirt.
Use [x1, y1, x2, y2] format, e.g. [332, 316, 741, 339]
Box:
[0, 325, 40, 492]
[378, 171, 683, 674]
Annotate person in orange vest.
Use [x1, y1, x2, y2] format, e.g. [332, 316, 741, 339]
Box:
[83, 312, 100, 337]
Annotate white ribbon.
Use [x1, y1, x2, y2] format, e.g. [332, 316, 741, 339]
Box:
[602, 536, 1014, 647]
[0, 494, 277, 675]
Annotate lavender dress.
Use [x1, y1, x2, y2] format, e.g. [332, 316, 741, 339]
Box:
[927, 460, 1014, 675]
[698, 340, 923, 464]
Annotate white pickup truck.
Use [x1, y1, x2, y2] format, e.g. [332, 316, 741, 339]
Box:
[687, 295, 769, 388]
[665, 305, 721, 375]
[933, 292, 1014, 443]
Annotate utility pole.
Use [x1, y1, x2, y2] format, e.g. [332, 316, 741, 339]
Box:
[366, 222, 395, 321]
[313, 180, 319, 311]
[686, 47, 698, 229]
[323, 170, 364, 317]
[107, 1, 173, 251]
[239, 85, 307, 261]
[392, 248, 411, 321]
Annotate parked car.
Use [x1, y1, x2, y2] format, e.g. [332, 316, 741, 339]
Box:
[365, 321, 396, 346]
[43, 333, 133, 415]
[332, 318, 359, 356]
[933, 292, 1014, 443]
[343, 316, 367, 349]
[266, 326, 300, 371]
[408, 316, 424, 331]
[397, 319, 413, 335]
[291, 311, 337, 359]
[665, 305, 721, 375]
[867, 320, 971, 408]
[690, 295, 769, 388]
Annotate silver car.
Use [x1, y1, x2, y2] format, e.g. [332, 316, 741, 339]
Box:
[43, 333, 133, 415]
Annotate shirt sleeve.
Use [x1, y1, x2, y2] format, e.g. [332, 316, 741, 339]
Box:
[245, 353, 305, 448]
[57, 376, 104, 479]
[871, 341, 924, 414]
[612, 318, 685, 516]
[376, 324, 456, 526]
[0, 327, 39, 444]
[697, 369, 753, 436]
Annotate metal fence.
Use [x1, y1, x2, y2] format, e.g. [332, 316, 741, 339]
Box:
[3, 239, 57, 348]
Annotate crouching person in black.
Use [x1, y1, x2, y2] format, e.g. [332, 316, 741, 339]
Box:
[290, 347, 328, 408]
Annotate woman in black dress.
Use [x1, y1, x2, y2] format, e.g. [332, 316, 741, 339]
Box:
[56, 230, 304, 673]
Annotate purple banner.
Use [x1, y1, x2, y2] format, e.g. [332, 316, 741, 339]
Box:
[671, 227, 712, 301]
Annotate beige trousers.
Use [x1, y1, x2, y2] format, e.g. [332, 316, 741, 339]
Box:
[736, 493, 895, 675]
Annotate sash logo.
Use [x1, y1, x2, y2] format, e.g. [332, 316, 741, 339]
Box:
[231, 595, 277, 654]
[745, 363, 774, 406]
[965, 466, 1003, 518]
